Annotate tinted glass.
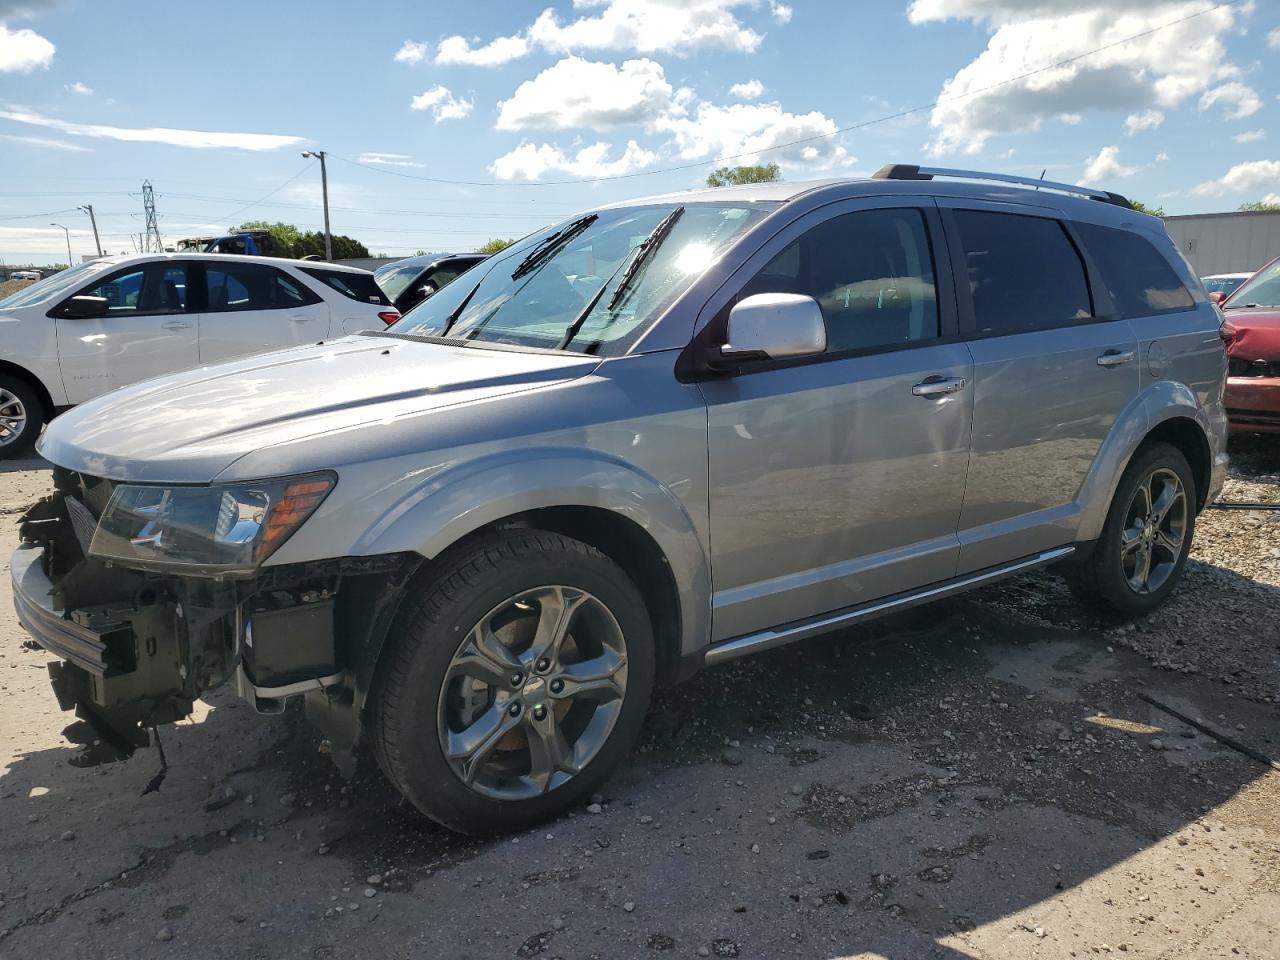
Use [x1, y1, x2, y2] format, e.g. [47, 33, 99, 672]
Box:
[204, 263, 318, 312]
[1075, 222, 1195, 316]
[0, 260, 109, 309]
[953, 211, 1092, 335]
[1226, 258, 1280, 308]
[300, 267, 389, 305]
[744, 208, 939, 352]
[80, 264, 187, 315]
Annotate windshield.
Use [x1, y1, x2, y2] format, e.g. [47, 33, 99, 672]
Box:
[374, 262, 427, 302]
[389, 201, 773, 355]
[0, 259, 114, 310]
[1202, 276, 1247, 297]
[1226, 261, 1280, 308]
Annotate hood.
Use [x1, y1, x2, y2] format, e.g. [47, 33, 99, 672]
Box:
[39, 335, 599, 483]
[1224, 305, 1280, 361]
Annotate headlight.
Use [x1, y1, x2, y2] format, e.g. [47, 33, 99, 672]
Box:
[88, 473, 335, 575]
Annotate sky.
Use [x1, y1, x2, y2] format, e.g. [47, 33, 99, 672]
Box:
[0, 0, 1277, 266]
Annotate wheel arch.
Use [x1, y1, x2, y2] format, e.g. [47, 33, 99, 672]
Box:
[0, 358, 55, 419]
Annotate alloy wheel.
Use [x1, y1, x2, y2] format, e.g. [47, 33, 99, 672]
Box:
[0, 388, 27, 449]
[1120, 467, 1187, 595]
[437, 585, 629, 800]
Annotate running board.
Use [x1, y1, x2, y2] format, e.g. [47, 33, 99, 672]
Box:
[703, 546, 1075, 667]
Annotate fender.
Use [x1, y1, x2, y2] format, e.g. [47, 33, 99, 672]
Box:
[352, 446, 712, 658]
[1074, 379, 1214, 542]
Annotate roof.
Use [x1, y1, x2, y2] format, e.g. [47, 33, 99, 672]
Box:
[376, 252, 485, 271]
[91, 251, 374, 274]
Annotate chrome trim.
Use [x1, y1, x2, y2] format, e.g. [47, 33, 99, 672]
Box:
[703, 546, 1075, 666]
[1097, 350, 1136, 368]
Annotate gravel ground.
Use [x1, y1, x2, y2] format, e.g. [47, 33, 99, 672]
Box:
[1, 440, 1278, 960]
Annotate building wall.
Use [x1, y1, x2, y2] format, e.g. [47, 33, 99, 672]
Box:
[1164, 211, 1280, 276]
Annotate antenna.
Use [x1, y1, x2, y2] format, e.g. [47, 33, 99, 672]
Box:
[142, 180, 163, 252]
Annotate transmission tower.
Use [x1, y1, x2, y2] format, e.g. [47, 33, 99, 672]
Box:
[141, 180, 163, 252]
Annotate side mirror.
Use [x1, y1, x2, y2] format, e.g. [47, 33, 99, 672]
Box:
[62, 294, 109, 319]
[717, 293, 826, 366]
[1208, 290, 1227, 305]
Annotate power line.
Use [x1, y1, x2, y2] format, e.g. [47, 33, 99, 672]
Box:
[334, 0, 1246, 188]
[0, 207, 81, 222]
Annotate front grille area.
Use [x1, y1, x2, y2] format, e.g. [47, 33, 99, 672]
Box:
[1229, 357, 1280, 378]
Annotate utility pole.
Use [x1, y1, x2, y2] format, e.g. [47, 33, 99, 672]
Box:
[50, 222, 72, 265]
[300, 150, 333, 260]
[141, 180, 163, 252]
[78, 204, 103, 257]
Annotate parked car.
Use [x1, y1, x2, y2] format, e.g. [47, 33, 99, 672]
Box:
[12, 165, 1227, 834]
[0, 253, 399, 456]
[1201, 272, 1253, 302]
[374, 252, 486, 314]
[9, 269, 42, 281]
[1220, 254, 1280, 433]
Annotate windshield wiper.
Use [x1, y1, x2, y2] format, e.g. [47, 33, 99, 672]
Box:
[436, 275, 485, 338]
[510, 214, 598, 282]
[556, 205, 685, 351]
[606, 205, 683, 312]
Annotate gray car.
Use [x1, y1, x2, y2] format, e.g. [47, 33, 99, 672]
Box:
[11, 165, 1228, 834]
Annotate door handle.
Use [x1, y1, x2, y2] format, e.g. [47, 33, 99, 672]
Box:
[1096, 349, 1135, 367]
[162, 320, 192, 330]
[288, 314, 314, 323]
[911, 376, 967, 398]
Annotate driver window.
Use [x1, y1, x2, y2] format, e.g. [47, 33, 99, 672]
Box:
[80, 264, 188, 316]
[741, 208, 939, 353]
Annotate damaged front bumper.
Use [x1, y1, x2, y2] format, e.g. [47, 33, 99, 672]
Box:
[10, 470, 415, 770]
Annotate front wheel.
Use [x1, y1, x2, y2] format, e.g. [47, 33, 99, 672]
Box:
[370, 530, 655, 835]
[1070, 442, 1196, 616]
[0, 376, 43, 459]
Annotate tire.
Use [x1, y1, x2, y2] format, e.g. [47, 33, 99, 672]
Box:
[370, 529, 655, 835]
[1069, 442, 1196, 617]
[0, 375, 44, 459]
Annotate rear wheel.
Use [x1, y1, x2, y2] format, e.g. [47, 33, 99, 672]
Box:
[370, 530, 654, 835]
[1070, 442, 1196, 616]
[0, 376, 43, 459]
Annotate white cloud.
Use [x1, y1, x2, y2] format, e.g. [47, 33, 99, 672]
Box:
[357, 151, 425, 168]
[0, 21, 53, 72]
[409, 85, 474, 122]
[729, 78, 764, 100]
[435, 33, 529, 66]
[0, 106, 304, 150]
[769, 1, 793, 24]
[1268, 27, 1280, 49]
[1192, 160, 1280, 197]
[1234, 129, 1265, 144]
[497, 56, 679, 130]
[489, 139, 658, 180]
[653, 99, 850, 169]
[915, 2, 1248, 157]
[1079, 145, 1135, 184]
[393, 39, 430, 64]
[1155, 150, 1168, 162]
[0, 131, 89, 151]
[528, 0, 764, 56]
[64, 80, 92, 96]
[1198, 81, 1262, 120]
[1124, 109, 1163, 134]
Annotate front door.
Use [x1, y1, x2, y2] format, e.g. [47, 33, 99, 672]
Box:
[54, 261, 199, 404]
[938, 203, 1141, 573]
[195, 260, 330, 364]
[698, 200, 974, 642]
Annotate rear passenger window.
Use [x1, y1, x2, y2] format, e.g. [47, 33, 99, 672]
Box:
[1074, 222, 1195, 316]
[299, 267, 390, 305]
[204, 263, 321, 312]
[952, 211, 1092, 336]
[743, 208, 939, 353]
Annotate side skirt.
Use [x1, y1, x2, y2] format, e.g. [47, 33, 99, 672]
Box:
[702, 546, 1075, 667]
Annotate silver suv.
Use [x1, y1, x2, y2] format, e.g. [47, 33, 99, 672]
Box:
[11, 165, 1228, 834]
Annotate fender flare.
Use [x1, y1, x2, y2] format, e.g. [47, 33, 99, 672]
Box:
[353, 446, 712, 657]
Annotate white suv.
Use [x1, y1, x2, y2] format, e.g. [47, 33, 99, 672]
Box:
[0, 253, 399, 456]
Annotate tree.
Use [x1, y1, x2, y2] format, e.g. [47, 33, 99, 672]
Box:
[706, 163, 781, 187]
[232, 220, 369, 259]
[1127, 199, 1165, 217]
[1238, 200, 1280, 212]
[477, 237, 515, 254]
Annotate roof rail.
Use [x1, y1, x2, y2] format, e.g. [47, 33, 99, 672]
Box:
[871, 164, 1134, 210]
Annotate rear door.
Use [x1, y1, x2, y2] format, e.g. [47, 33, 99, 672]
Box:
[938, 202, 1140, 572]
[54, 261, 199, 403]
[194, 260, 329, 363]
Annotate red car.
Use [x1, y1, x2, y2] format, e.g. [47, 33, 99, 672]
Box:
[1220, 255, 1280, 434]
